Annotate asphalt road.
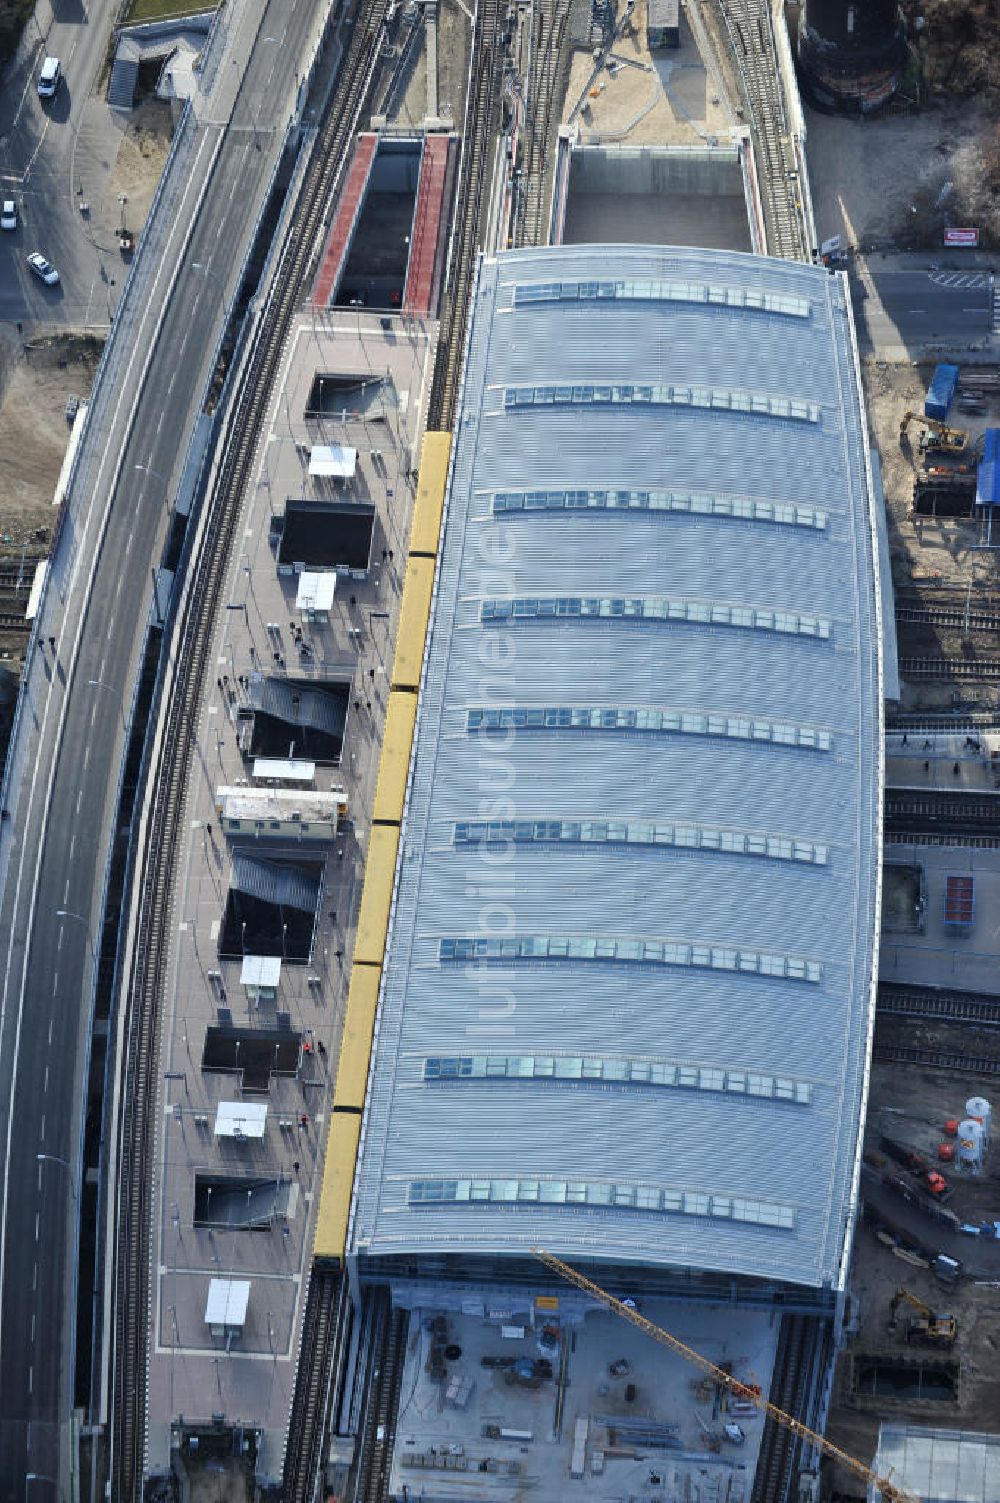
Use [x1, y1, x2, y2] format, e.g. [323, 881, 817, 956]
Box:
[0, 0, 326, 1490]
[0, 0, 122, 328]
[851, 267, 993, 349]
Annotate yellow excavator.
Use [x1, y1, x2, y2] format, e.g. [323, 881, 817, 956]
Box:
[533, 1248, 923, 1502]
[888, 1287, 957, 1347]
[899, 411, 969, 454]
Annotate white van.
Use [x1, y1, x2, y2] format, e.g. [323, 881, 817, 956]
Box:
[37, 56, 61, 98]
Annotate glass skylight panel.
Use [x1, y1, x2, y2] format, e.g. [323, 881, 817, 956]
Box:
[502, 384, 820, 422]
[480, 595, 832, 641]
[511, 279, 810, 318]
[452, 817, 829, 866]
[466, 705, 833, 752]
[421, 1058, 812, 1106]
[440, 933, 822, 983]
[407, 1175, 797, 1230]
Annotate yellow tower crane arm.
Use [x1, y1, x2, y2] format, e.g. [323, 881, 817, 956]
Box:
[531, 1248, 922, 1503]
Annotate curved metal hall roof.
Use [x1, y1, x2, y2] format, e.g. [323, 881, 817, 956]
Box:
[351, 244, 884, 1292]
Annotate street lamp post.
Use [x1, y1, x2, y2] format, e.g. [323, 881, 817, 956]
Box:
[87, 677, 126, 731]
[36, 1152, 78, 1206]
[55, 907, 97, 965]
[25, 1476, 58, 1500]
[134, 461, 171, 508]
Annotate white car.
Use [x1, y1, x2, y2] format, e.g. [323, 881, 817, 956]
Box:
[26, 252, 59, 286]
[0, 201, 16, 232]
[37, 56, 61, 97]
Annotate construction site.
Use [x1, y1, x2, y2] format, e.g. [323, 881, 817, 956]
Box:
[8, 0, 1000, 1491]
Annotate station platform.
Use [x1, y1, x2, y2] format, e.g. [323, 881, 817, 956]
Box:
[313, 132, 378, 307]
[886, 731, 1000, 794]
[402, 133, 452, 317]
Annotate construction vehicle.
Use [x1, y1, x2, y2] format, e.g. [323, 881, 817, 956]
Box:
[532, 1248, 922, 1503]
[879, 1135, 952, 1199]
[899, 411, 969, 454]
[888, 1288, 958, 1347]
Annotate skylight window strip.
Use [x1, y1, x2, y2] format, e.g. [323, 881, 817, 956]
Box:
[407, 1175, 796, 1230]
[423, 1052, 813, 1104]
[480, 595, 832, 641]
[491, 488, 828, 530]
[453, 817, 829, 866]
[502, 384, 820, 422]
[511, 278, 810, 319]
[439, 933, 822, 983]
[466, 704, 833, 752]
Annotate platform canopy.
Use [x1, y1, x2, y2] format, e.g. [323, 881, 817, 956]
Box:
[309, 443, 357, 479]
[205, 1277, 250, 1329]
[253, 757, 317, 783]
[296, 572, 337, 613]
[215, 1101, 268, 1139]
[241, 955, 282, 988]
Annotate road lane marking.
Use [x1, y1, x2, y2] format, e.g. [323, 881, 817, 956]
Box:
[0, 121, 224, 1388]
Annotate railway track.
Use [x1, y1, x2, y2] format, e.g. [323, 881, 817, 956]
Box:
[900, 656, 1000, 680]
[283, 1271, 347, 1502]
[0, 613, 29, 633]
[751, 1314, 822, 1503]
[878, 982, 1000, 1026]
[513, 0, 572, 246]
[897, 605, 1000, 633]
[885, 791, 1000, 835]
[353, 1295, 409, 1503]
[426, 0, 504, 428]
[873, 1042, 1000, 1077]
[109, 3, 389, 1495]
[712, 0, 806, 261]
[886, 829, 1000, 849]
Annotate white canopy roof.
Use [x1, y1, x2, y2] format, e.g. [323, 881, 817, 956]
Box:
[205, 1278, 251, 1328]
[309, 443, 357, 479]
[240, 955, 282, 987]
[296, 572, 337, 612]
[253, 757, 316, 783]
[215, 1101, 268, 1139]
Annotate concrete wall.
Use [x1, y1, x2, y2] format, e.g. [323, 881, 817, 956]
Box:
[570, 144, 744, 199]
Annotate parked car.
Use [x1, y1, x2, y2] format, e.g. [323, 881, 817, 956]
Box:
[65, 395, 80, 423]
[37, 56, 61, 97]
[26, 252, 59, 286]
[0, 201, 17, 232]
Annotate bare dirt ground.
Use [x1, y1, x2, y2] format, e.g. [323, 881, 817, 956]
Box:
[565, 2, 731, 144]
[0, 326, 102, 667]
[104, 97, 174, 244]
[807, 97, 999, 252]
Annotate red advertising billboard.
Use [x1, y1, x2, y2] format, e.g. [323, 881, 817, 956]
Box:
[944, 228, 979, 247]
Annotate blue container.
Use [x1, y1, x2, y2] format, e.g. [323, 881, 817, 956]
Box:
[925, 363, 960, 421]
[978, 429, 1000, 507]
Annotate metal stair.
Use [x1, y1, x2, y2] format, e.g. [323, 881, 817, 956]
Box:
[107, 54, 139, 110]
[231, 854, 321, 913]
[249, 674, 347, 740]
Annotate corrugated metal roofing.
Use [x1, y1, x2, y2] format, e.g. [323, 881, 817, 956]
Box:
[350, 245, 883, 1291]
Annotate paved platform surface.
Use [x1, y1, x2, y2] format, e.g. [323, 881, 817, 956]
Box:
[145, 311, 435, 1485]
[886, 731, 1000, 793]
